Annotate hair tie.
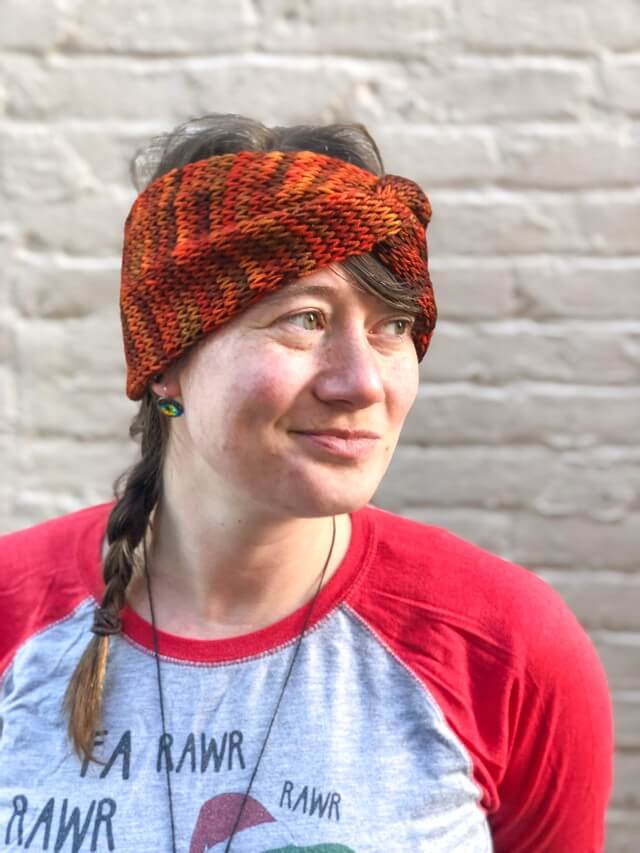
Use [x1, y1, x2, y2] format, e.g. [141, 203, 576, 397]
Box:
[91, 607, 122, 637]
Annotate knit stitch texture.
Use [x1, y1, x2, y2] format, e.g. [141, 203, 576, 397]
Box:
[120, 150, 436, 400]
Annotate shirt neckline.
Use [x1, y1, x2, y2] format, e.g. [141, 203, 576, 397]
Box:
[79, 502, 376, 664]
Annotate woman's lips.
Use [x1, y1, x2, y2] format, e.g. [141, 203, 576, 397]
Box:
[291, 430, 381, 460]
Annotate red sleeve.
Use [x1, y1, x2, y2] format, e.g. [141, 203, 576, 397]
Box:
[488, 588, 613, 852]
[350, 509, 614, 853]
[0, 505, 107, 677]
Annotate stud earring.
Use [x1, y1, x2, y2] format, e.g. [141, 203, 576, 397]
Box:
[156, 387, 184, 417]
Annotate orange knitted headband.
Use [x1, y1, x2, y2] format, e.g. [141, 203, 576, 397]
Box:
[120, 149, 436, 400]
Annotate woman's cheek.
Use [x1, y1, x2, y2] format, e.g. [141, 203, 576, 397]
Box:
[244, 359, 305, 414]
[392, 354, 420, 413]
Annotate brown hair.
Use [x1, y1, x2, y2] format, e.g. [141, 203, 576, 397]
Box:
[65, 113, 424, 761]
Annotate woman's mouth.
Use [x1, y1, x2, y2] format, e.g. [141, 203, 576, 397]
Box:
[290, 430, 381, 461]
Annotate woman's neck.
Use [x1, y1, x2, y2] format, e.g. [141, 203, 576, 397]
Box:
[121, 499, 351, 641]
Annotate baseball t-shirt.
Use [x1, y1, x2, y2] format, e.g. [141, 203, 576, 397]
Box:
[0, 503, 612, 851]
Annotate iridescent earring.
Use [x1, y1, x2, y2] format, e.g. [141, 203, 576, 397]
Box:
[157, 397, 184, 417]
[156, 383, 184, 418]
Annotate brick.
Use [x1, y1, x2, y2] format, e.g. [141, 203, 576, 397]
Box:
[509, 260, 640, 321]
[0, 231, 16, 310]
[403, 384, 640, 448]
[19, 381, 134, 440]
[66, 0, 254, 54]
[429, 192, 640, 255]
[576, 192, 640, 255]
[9, 253, 120, 318]
[0, 55, 201, 122]
[374, 126, 499, 187]
[592, 633, 640, 691]
[429, 262, 518, 320]
[429, 193, 581, 255]
[61, 127, 159, 188]
[378, 445, 542, 509]
[612, 751, 640, 809]
[0, 311, 18, 408]
[456, 0, 640, 53]
[378, 446, 640, 519]
[6, 187, 133, 255]
[613, 694, 640, 749]
[0, 433, 16, 531]
[363, 61, 592, 125]
[0, 128, 96, 201]
[0, 263, 17, 446]
[382, 505, 512, 555]
[184, 58, 400, 126]
[606, 810, 640, 853]
[442, 60, 593, 123]
[586, 8, 640, 51]
[0, 360, 18, 436]
[16, 437, 136, 500]
[16, 311, 125, 391]
[0, 67, 6, 119]
[526, 449, 640, 521]
[0, 221, 16, 241]
[498, 128, 640, 189]
[0, 0, 71, 51]
[538, 571, 640, 632]
[0, 309, 15, 370]
[0, 54, 602, 129]
[421, 322, 640, 385]
[14, 311, 131, 440]
[6, 492, 103, 535]
[509, 513, 639, 571]
[258, 0, 450, 58]
[0, 54, 385, 124]
[371, 499, 638, 576]
[601, 59, 640, 116]
[417, 257, 640, 321]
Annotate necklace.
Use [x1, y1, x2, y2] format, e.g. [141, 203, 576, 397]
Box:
[143, 516, 337, 853]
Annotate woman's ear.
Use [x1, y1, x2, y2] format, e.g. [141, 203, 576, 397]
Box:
[150, 368, 182, 400]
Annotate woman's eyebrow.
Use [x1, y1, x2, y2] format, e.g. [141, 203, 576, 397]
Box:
[261, 283, 339, 308]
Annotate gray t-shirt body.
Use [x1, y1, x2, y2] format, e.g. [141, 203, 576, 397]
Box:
[0, 594, 490, 852]
[9, 500, 610, 851]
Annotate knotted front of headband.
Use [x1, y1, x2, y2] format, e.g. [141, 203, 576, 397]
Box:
[120, 149, 436, 401]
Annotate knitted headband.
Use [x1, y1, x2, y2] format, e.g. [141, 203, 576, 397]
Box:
[120, 149, 436, 400]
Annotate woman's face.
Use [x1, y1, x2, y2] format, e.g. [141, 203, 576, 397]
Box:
[164, 265, 420, 519]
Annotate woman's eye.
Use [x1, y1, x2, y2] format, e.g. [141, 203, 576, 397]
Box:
[283, 312, 413, 336]
[287, 310, 324, 331]
[382, 318, 415, 336]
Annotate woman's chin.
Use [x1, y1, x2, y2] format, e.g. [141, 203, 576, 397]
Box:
[274, 479, 379, 519]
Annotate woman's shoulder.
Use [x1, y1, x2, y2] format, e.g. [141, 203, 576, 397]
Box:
[0, 502, 112, 676]
[351, 504, 599, 681]
[348, 504, 612, 841]
[0, 502, 110, 581]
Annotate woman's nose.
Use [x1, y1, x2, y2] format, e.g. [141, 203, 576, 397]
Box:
[313, 330, 385, 408]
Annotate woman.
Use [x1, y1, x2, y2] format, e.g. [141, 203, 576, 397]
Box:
[0, 115, 612, 852]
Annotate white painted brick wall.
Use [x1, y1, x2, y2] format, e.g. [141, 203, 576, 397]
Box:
[1, 0, 639, 847]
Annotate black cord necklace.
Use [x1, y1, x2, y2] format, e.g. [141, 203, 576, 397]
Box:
[143, 516, 337, 853]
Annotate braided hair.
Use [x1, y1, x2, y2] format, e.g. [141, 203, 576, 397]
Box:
[64, 392, 166, 758]
[64, 114, 423, 761]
